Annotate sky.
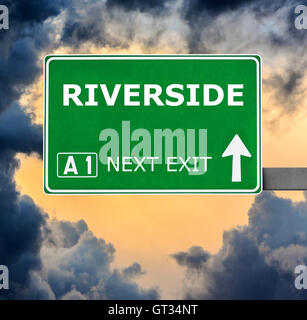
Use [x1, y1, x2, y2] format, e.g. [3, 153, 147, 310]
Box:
[1, 0, 307, 299]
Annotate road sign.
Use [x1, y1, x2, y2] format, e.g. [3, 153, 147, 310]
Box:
[44, 55, 262, 194]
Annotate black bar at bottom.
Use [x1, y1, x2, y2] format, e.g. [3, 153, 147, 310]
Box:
[0, 300, 297, 318]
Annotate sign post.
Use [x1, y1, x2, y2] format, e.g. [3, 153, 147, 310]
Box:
[44, 55, 261, 194]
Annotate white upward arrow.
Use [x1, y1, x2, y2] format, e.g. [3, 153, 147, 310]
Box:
[222, 134, 251, 182]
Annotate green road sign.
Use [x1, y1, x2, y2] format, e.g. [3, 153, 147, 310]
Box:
[44, 55, 262, 194]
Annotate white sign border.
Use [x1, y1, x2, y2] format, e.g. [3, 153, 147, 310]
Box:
[44, 55, 261, 194]
[57, 152, 98, 178]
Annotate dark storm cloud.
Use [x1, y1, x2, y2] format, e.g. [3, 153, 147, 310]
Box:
[0, 146, 45, 299]
[0, 164, 159, 300]
[60, 0, 161, 48]
[106, 0, 261, 15]
[34, 0, 305, 56]
[0, 0, 62, 298]
[107, 0, 167, 11]
[264, 69, 306, 115]
[0, 102, 45, 299]
[60, 0, 115, 47]
[183, 0, 300, 18]
[2, 0, 66, 25]
[47, 219, 88, 248]
[123, 262, 145, 277]
[173, 192, 307, 299]
[60, 2, 111, 47]
[0, 0, 159, 300]
[171, 246, 210, 269]
[0, 104, 42, 156]
[36, 219, 159, 300]
[0, 38, 40, 112]
[0, 4, 46, 295]
[0, 0, 68, 50]
[182, 0, 254, 18]
[104, 270, 159, 299]
[182, 0, 302, 53]
[0, 118, 158, 300]
[62, 21, 106, 45]
[0, 0, 69, 113]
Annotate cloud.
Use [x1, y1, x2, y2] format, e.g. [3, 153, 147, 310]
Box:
[0, 144, 159, 300]
[0, 106, 158, 299]
[0, 154, 45, 299]
[171, 246, 210, 270]
[0, 104, 42, 156]
[106, 0, 168, 12]
[33, 219, 159, 300]
[0, 106, 158, 300]
[0, 0, 159, 300]
[182, 0, 300, 20]
[0, 1, 69, 114]
[181, 0, 255, 23]
[123, 262, 146, 278]
[59, 0, 185, 52]
[177, 0, 307, 123]
[264, 68, 306, 116]
[172, 192, 307, 299]
[3, 0, 67, 25]
[0, 0, 60, 300]
[0, 38, 40, 113]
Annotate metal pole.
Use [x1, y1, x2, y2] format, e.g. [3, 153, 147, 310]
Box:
[263, 168, 307, 190]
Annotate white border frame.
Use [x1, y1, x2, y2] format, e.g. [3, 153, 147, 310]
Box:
[57, 152, 98, 178]
[44, 55, 262, 194]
